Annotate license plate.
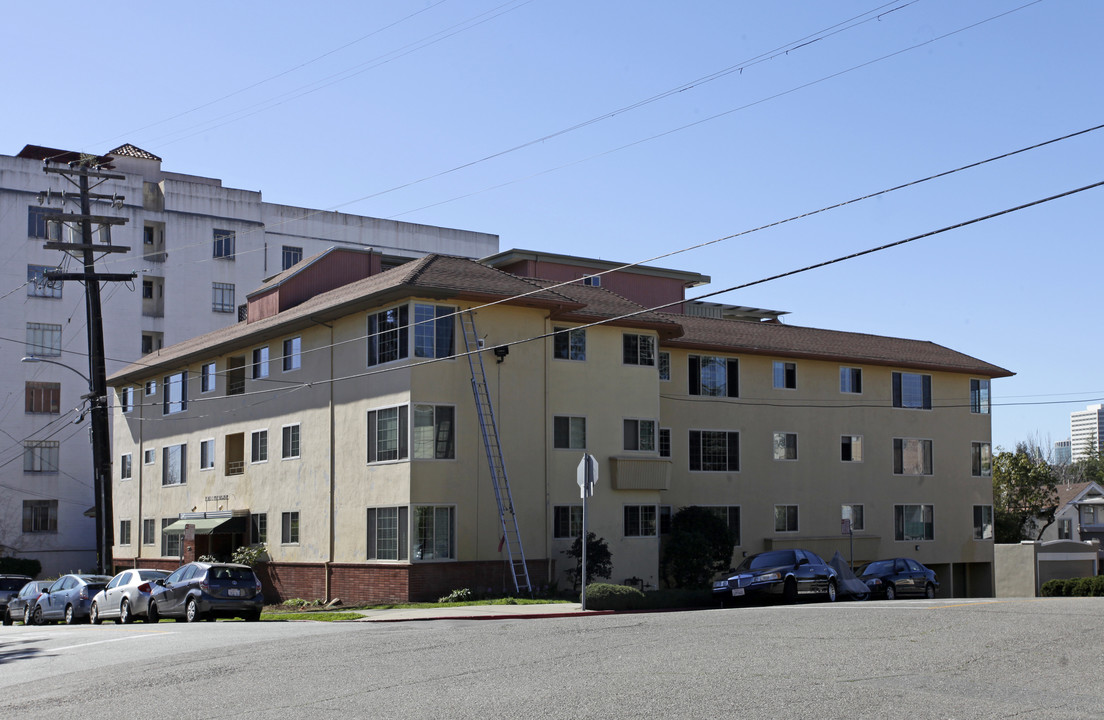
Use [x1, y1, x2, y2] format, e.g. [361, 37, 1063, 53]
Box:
[228, 588, 241, 597]
[731, 588, 744, 597]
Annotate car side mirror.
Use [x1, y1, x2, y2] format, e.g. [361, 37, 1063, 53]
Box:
[154, 579, 166, 587]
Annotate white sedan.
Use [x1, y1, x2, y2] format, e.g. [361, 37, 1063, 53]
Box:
[90, 569, 169, 624]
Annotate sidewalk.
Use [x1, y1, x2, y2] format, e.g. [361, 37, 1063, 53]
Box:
[349, 602, 605, 622]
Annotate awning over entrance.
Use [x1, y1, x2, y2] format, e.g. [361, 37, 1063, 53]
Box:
[162, 516, 247, 535]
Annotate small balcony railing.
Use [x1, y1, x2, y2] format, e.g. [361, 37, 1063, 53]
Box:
[226, 460, 245, 476]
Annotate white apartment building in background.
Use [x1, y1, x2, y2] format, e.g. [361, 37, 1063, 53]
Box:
[1, 143, 498, 576]
[1070, 404, 1104, 462]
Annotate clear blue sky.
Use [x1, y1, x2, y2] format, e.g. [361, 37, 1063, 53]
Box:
[5, 1, 1101, 453]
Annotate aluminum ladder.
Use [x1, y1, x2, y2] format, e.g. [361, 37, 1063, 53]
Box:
[459, 310, 532, 595]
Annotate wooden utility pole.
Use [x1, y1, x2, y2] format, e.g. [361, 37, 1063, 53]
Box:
[39, 155, 134, 574]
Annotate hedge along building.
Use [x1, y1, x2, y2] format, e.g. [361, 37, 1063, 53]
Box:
[107, 248, 1012, 602]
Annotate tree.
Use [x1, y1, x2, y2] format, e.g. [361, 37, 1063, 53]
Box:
[564, 532, 612, 588]
[992, 443, 1060, 543]
[661, 506, 736, 589]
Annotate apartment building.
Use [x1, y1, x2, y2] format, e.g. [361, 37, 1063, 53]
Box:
[107, 248, 1012, 602]
[1070, 404, 1104, 462]
[2, 144, 498, 575]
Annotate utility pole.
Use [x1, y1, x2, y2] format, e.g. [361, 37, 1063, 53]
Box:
[39, 154, 134, 574]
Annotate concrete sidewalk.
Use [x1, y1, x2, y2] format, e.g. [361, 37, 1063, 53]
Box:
[349, 602, 604, 622]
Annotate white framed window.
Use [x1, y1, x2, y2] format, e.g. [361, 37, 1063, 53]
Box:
[842, 504, 864, 532]
[200, 439, 215, 470]
[622, 333, 655, 367]
[367, 405, 408, 463]
[27, 265, 62, 299]
[895, 504, 934, 541]
[413, 405, 454, 459]
[251, 430, 269, 463]
[163, 371, 187, 415]
[894, 438, 933, 475]
[413, 505, 455, 560]
[624, 505, 657, 537]
[212, 282, 235, 313]
[213, 229, 235, 259]
[281, 511, 299, 544]
[367, 305, 409, 367]
[143, 448, 156, 465]
[689, 355, 738, 397]
[120, 453, 133, 480]
[553, 416, 586, 450]
[973, 505, 994, 540]
[689, 430, 739, 471]
[659, 428, 671, 458]
[840, 367, 862, 394]
[841, 435, 863, 462]
[23, 441, 59, 473]
[252, 346, 269, 379]
[414, 304, 455, 359]
[553, 505, 582, 539]
[162, 444, 186, 486]
[971, 442, 992, 477]
[162, 518, 181, 557]
[553, 326, 586, 361]
[623, 418, 656, 452]
[773, 432, 798, 461]
[582, 275, 600, 287]
[118, 519, 132, 546]
[283, 337, 301, 372]
[201, 363, 217, 393]
[658, 351, 670, 381]
[970, 379, 990, 414]
[774, 504, 799, 533]
[251, 513, 267, 544]
[282, 245, 303, 270]
[23, 499, 57, 533]
[120, 386, 134, 413]
[145, 380, 157, 396]
[142, 518, 156, 545]
[892, 372, 932, 409]
[367, 506, 408, 560]
[772, 361, 796, 390]
[282, 424, 301, 460]
[25, 322, 61, 357]
[1058, 518, 1072, 540]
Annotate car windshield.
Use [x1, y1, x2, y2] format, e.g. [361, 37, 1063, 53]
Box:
[208, 567, 255, 582]
[860, 560, 895, 576]
[739, 550, 797, 571]
[0, 579, 27, 591]
[137, 570, 168, 581]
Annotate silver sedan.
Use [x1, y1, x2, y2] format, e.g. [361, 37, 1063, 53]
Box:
[90, 569, 169, 624]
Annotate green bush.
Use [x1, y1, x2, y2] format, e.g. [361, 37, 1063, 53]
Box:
[232, 544, 267, 567]
[584, 583, 645, 610]
[0, 557, 42, 578]
[439, 588, 474, 603]
[1041, 576, 1104, 597]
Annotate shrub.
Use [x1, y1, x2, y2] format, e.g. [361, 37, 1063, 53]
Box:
[232, 544, 267, 567]
[661, 506, 736, 589]
[439, 588, 474, 603]
[281, 598, 321, 608]
[1041, 576, 1104, 597]
[0, 557, 42, 578]
[565, 533, 613, 587]
[584, 583, 645, 611]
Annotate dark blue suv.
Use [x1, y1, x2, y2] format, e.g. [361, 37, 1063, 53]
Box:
[148, 562, 264, 622]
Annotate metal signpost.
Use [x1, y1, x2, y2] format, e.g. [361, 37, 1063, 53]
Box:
[842, 518, 853, 569]
[576, 454, 598, 611]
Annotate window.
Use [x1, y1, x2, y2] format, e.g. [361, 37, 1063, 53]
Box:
[282, 245, 303, 270]
[252, 347, 269, 379]
[163, 371, 187, 415]
[200, 439, 214, 470]
[553, 505, 582, 539]
[413, 506, 454, 560]
[25, 322, 61, 357]
[895, 504, 934, 541]
[413, 405, 453, 460]
[705, 506, 741, 545]
[622, 333, 655, 366]
[971, 379, 990, 414]
[689, 430, 740, 471]
[367, 507, 409, 560]
[971, 442, 992, 477]
[553, 416, 586, 450]
[283, 337, 301, 371]
[251, 513, 267, 544]
[553, 327, 586, 361]
[623, 418, 656, 452]
[25, 382, 60, 414]
[162, 444, 186, 486]
[281, 511, 300, 544]
[659, 506, 672, 535]
[145, 380, 157, 396]
[142, 518, 156, 545]
[212, 282, 235, 313]
[367, 305, 409, 366]
[773, 432, 798, 461]
[689, 356, 738, 397]
[624, 505, 657, 537]
[27, 265, 62, 298]
[162, 518, 181, 557]
[142, 280, 153, 299]
[1057, 518, 1072, 540]
[200, 366, 217, 393]
[282, 424, 301, 460]
[893, 438, 933, 475]
[28, 206, 60, 240]
[842, 504, 864, 532]
[120, 386, 134, 413]
[213, 229, 235, 259]
[973, 505, 994, 540]
[23, 441, 59, 473]
[121, 454, 133, 480]
[119, 519, 132, 546]
[659, 428, 671, 458]
[251, 430, 268, 463]
[414, 304, 455, 359]
[840, 367, 862, 394]
[367, 406, 409, 463]
[22, 500, 57, 533]
[144, 448, 156, 465]
[774, 505, 799, 533]
[892, 372, 932, 409]
[773, 361, 797, 389]
[583, 275, 600, 287]
[658, 351, 670, 381]
[841, 435, 863, 462]
[143, 225, 155, 245]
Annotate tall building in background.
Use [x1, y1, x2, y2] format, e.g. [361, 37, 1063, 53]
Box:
[1, 143, 498, 576]
[1054, 439, 1072, 465]
[1070, 404, 1104, 462]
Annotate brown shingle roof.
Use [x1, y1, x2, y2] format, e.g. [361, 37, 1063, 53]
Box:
[107, 144, 162, 161]
[531, 279, 681, 337]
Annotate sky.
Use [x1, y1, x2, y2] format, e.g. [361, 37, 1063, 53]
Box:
[4, 0, 1102, 454]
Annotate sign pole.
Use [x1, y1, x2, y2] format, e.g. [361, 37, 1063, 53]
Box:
[577, 453, 597, 611]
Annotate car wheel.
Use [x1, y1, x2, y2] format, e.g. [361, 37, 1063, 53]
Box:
[64, 604, 77, 625]
[33, 606, 44, 626]
[147, 602, 159, 624]
[244, 611, 261, 622]
[783, 577, 798, 604]
[925, 583, 936, 600]
[120, 599, 132, 625]
[826, 579, 837, 603]
[90, 602, 102, 625]
[2, 609, 11, 626]
[885, 584, 896, 601]
[185, 598, 200, 623]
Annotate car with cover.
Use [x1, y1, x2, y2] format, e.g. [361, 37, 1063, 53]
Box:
[90, 568, 170, 624]
[857, 557, 939, 599]
[147, 562, 263, 622]
[32, 574, 112, 624]
[713, 549, 838, 604]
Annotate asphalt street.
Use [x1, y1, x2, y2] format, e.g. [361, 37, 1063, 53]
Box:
[1, 597, 1101, 719]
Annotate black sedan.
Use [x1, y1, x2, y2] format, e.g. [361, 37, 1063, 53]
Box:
[713, 549, 838, 604]
[857, 558, 939, 599]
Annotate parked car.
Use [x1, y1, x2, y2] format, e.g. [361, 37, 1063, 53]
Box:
[713, 549, 838, 604]
[857, 558, 939, 599]
[90, 569, 170, 624]
[1, 575, 35, 625]
[147, 562, 263, 622]
[8, 580, 52, 625]
[32, 574, 112, 625]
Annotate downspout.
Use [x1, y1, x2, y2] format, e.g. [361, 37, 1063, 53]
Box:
[544, 313, 552, 587]
[135, 388, 143, 567]
[326, 321, 336, 601]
